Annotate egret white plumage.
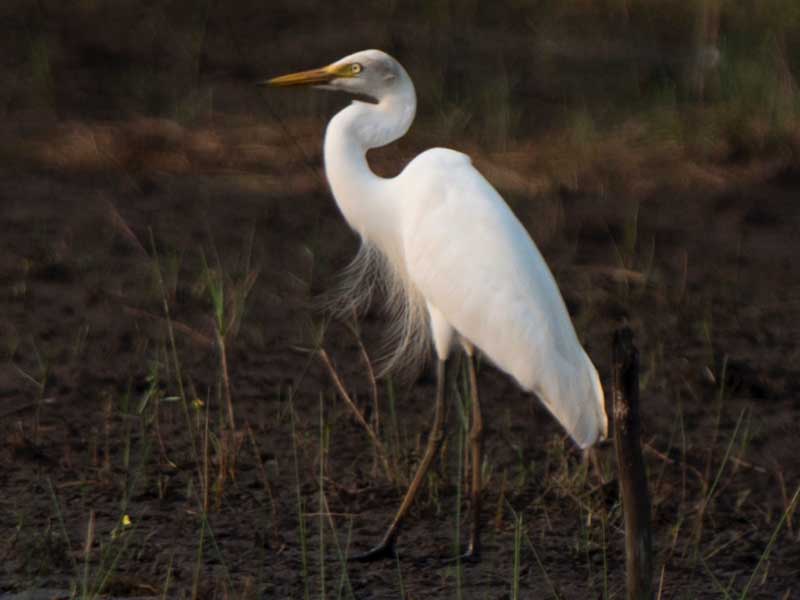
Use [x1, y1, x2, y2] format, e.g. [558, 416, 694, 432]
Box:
[264, 49, 608, 561]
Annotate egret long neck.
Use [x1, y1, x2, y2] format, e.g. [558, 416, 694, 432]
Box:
[323, 89, 416, 250]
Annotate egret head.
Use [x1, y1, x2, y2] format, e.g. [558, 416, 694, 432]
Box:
[262, 49, 408, 103]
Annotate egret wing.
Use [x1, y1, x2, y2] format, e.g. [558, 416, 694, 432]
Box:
[399, 149, 606, 447]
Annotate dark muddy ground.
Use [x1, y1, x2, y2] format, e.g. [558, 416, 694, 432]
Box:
[1, 114, 799, 599]
[2, 2, 800, 599]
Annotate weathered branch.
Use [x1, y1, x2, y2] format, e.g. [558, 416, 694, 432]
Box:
[613, 327, 654, 600]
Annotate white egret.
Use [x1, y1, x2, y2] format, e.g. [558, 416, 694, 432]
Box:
[264, 49, 608, 561]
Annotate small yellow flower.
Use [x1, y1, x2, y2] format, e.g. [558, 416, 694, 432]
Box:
[192, 398, 205, 410]
[122, 514, 132, 528]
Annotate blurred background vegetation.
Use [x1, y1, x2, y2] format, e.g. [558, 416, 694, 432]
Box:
[2, 0, 799, 163]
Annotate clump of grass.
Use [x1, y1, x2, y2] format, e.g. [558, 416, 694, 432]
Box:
[289, 396, 311, 600]
[511, 511, 523, 600]
[739, 484, 800, 598]
[506, 499, 564, 600]
[46, 479, 139, 600]
[199, 230, 259, 432]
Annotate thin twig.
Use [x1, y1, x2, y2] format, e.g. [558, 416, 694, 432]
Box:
[643, 442, 706, 484]
[344, 318, 380, 434]
[121, 305, 214, 349]
[317, 349, 392, 478]
[216, 327, 236, 433]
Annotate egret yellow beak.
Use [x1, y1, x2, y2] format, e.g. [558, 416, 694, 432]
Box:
[259, 63, 354, 87]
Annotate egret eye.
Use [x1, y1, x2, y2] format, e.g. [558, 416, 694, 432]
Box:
[351, 63, 363, 74]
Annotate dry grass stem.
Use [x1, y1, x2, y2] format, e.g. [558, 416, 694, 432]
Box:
[317, 348, 393, 478]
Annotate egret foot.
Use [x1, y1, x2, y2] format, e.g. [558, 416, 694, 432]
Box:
[351, 539, 397, 562]
[442, 545, 481, 565]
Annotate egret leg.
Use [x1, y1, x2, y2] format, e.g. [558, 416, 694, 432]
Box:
[352, 359, 449, 562]
[443, 352, 484, 564]
[465, 352, 484, 560]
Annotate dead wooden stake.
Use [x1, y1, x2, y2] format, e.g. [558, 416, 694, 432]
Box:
[612, 327, 653, 600]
